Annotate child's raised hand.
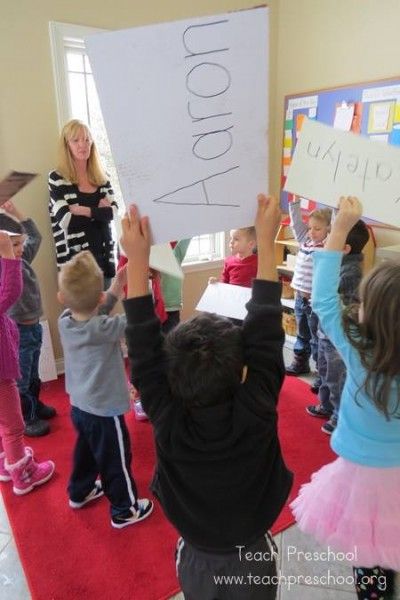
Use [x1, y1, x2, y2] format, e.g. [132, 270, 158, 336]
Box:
[0, 231, 14, 259]
[113, 263, 127, 295]
[325, 196, 363, 252]
[255, 194, 281, 245]
[334, 196, 363, 232]
[2, 200, 23, 221]
[120, 204, 151, 265]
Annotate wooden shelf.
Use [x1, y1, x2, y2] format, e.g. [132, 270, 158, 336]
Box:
[275, 238, 299, 249]
[277, 264, 294, 273]
[281, 297, 295, 309]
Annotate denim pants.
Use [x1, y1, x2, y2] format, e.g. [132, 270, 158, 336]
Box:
[318, 337, 346, 419]
[293, 293, 319, 363]
[17, 322, 42, 421]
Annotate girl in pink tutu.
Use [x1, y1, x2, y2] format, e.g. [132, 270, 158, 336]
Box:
[291, 196, 400, 599]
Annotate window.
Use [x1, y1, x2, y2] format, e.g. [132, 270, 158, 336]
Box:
[49, 21, 225, 266]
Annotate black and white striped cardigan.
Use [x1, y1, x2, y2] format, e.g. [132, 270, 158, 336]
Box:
[48, 170, 118, 276]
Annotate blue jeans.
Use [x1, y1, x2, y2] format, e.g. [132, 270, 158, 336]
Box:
[17, 323, 42, 421]
[318, 337, 346, 419]
[293, 293, 319, 363]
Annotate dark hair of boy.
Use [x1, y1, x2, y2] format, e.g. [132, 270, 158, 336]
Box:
[0, 213, 24, 235]
[345, 219, 369, 254]
[164, 313, 243, 410]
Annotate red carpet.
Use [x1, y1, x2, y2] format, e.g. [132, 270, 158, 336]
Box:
[0, 375, 334, 600]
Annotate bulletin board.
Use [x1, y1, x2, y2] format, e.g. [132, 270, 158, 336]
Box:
[280, 76, 400, 211]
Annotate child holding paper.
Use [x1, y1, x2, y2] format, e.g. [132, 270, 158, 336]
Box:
[0, 230, 54, 495]
[122, 195, 292, 599]
[209, 227, 257, 288]
[0, 202, 57, 437]
[285, 199, 331, 384]
[306, 219, 369, 434]
[291, 197, 400, 600]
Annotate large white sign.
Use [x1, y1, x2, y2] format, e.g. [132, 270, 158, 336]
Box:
[86, 7, 268, 244]
[284, 117, 400, 226]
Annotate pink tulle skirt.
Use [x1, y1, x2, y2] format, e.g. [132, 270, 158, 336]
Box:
[290, 457, 400, 570]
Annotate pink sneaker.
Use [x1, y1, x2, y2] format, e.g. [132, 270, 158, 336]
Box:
[6, 448, 55, 496]
[0, 452, 11, 482]
[133, 399, 148, 422]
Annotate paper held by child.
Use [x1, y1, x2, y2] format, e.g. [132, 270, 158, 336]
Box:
[150, 243, 183, 279]
[196, 282, 251, 320]
[284, 117, 400, 227]
[0, 171, 38, 206]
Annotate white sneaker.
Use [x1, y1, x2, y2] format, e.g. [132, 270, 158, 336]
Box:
[111, 498, 154, 529]
[69, 480, 104, 509]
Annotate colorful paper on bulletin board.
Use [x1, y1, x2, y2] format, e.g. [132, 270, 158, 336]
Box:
[333, 102, 354, 131]
[389, 128, 400, 147]
[367, 101, 395, 134]
[296, 113, 306, 134]
[394, 104, 400, 124]
[350, 102, 363, 134]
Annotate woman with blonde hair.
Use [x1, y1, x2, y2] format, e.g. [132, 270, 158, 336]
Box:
[48, 119, 118, 288]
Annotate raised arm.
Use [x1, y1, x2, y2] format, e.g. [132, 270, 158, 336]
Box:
[240, 195, 285, 417]
[289, 199, 308, 242]
[312, 197, 363, 357]
[0, 233, 22, 312]
[121, 205, 169, 422]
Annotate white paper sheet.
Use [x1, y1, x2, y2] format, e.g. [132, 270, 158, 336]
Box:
[150, 243, 183, 278]
[196, 282, 251, 320]
[85, 7, 269, 244]
[333, 102, 354, 131]
[284, 118, 400, 226]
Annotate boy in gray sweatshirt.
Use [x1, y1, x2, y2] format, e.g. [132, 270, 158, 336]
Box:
[57, 250, 153, 528]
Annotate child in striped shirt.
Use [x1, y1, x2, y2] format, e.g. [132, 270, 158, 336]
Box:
[285, 200, 331, 380]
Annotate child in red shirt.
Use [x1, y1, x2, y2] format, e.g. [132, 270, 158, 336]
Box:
[209, 227, 257, 288]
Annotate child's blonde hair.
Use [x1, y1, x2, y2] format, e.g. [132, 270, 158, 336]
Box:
[238, 226, 256, 241]
[309, 207, 332, 226]
[59, 251, 103, 313]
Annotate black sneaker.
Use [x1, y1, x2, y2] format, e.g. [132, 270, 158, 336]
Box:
[111, 499, 154, 529]
[321, 418, 337, 435]
[306, 405, 332, 419]
[24, 418, 50, 437]
[36, 400, 57, 420]
[285, 356, 310, 376]
[69, 481, 104, 509]
[310, 377, 321, 394]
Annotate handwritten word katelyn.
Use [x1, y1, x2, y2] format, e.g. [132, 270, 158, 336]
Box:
[306, 138, 400, 203]
[153, 19, 239, 207]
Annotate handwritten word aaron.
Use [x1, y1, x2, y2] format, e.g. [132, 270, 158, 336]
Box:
[153, 19, 239, 208]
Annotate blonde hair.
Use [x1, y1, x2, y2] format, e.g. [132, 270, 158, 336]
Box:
[239, 226, 256, 241]
[57, 119, 107, 186]
[59, 251, 103, 313]
[309, 207, 332, 227]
